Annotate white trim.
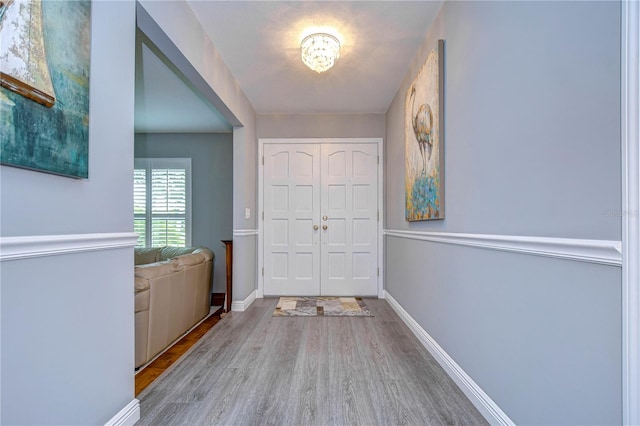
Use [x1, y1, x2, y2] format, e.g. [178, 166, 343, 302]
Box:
[377, 140, 385, 298]
[258, 138, 384, 298]
[384, 230, 622, 267]
[104, 399, 140, 426]
[259, 137, 381, 145]
[384, 291, 514, 426]
[231, 290, 256, 312]
[0, 232, 139, 262]
[622, 0, 640, 424]
[258, 139, 265, 298]
[233, 229, 259, 237]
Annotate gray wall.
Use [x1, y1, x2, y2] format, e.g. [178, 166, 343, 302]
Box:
[135, 133, 233, 294]
[386, 1, 621, 238]
[257, 113, 385, 139]
[0, 1, 136, 423]
[385, 1, 622, 424]
[138, 1, 258, 302]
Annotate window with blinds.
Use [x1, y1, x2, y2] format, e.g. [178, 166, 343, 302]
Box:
[134, 158, 192, 248]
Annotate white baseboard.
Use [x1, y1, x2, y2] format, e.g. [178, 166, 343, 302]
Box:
[104, 399, 139, 426]
[231, 290, 256, 312]
[384, 291, 514, 426]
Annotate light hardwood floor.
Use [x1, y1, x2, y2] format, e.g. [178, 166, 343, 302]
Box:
[136, 307, 224, 396]
[138, 298, 488, 425]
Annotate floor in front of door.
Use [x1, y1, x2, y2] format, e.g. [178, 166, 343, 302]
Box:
[136, 298, 488, 425]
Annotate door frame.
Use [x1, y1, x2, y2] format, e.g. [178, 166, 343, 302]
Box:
[257, 137, 384, 299]
[622, 0, 639, 423]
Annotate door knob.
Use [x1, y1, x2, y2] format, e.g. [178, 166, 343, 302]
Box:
[313, 225, 319, 230]
[322, 225, 328, 230]
[322, 215, 328, 221]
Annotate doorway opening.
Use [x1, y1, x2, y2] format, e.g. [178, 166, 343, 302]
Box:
[258, 138, 384, 298]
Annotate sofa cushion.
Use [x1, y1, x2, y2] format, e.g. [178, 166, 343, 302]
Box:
[175, 252, 206, 266]
[135, 260, 179, 279]
[135, 288, 150, 313]
[135, 276, 150, 292]
[135, 247, 161, 266]
[157, 246, 198, 261]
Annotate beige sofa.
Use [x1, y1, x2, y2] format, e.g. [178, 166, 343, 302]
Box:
[134, 246, 214, 368]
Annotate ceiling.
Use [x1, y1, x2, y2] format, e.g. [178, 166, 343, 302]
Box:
[134, 1, 443, 132]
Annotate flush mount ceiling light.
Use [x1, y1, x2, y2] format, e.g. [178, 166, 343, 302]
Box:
[301, 33, 341, 73]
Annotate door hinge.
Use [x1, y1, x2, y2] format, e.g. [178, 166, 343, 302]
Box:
[262, 267, 264, 276]
[377, 210, 379, 221]
[262, 211, 264, 220]
[262, 156, 264, 165]
[377, 267, 380, 276]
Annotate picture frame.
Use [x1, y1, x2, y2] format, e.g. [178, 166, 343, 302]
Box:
[405, 39, 444, 221]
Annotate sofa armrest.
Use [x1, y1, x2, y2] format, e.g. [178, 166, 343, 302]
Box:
[192, 247, 214, 261]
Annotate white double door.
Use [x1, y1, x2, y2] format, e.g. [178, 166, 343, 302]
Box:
[263, 142, 378, 296]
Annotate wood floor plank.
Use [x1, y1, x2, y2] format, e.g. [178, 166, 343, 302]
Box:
[192, 367, 254, 425]
[287, 318, 327, 425]
[138, 298, 488, 425]
[252, 317, 307, 424]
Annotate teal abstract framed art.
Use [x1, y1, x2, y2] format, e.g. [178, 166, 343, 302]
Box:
[0, 0, 91, 178]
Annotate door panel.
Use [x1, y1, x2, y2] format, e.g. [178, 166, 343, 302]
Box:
[263, 144, 321, 295]
[321, 143, 378, 296]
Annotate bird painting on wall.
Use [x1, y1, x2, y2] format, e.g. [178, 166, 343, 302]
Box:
[404, 39, 444, 222]
[409, 84, 434, 174]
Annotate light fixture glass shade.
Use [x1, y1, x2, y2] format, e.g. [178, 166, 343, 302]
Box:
[301, 33, 341, 73]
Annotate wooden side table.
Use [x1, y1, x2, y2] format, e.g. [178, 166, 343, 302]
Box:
[221, 240, 233, 313]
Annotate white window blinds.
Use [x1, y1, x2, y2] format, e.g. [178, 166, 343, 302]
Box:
[134, 158, 192, 248]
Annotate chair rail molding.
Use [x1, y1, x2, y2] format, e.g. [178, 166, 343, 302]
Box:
[0, 232, 139, 261]
[233, 229, 259, 237]
[622, 0, 640, 423]
[384, 230, 622, 267]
